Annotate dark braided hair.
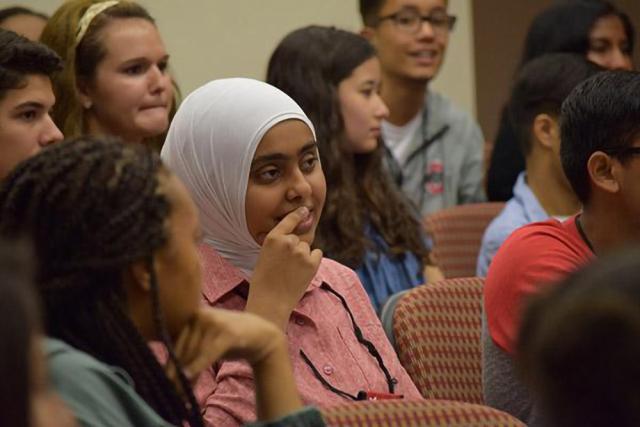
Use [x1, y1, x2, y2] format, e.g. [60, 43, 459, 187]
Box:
[0, 137, 203, 426]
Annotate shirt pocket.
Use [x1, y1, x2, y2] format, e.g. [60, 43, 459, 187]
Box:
[335, 322, 391, 393]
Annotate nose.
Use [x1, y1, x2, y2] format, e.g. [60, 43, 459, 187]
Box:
[39, 114, 63, 147]
[149, 65, 171, 95]
[416, 18, 436, 40]
[285, 167, 313, 202]
[374, 94, 390, 120]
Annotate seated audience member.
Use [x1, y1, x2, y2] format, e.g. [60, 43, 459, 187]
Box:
[267, 26, 442, 312]
[40, 0, 176, 148]
[0, 138, 325, 427]
[488, 0, 635, 201]
[0, 28, 63, 180]
[359, 0, 485, 215]
[483, 70, 640, 426]
[162, 78, 422, 426]
[0, 6, 48, 41]
[518, 248, 640, 427]
[0, 239, 76, 427]
[476, 54, 602, 277]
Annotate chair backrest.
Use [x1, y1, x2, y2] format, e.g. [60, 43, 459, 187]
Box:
[393, 277, 484, 404]
[424, 202, 505, 278]
[321, 399, 525, 426]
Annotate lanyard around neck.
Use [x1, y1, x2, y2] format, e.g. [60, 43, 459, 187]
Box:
[299, 282, 397, 400]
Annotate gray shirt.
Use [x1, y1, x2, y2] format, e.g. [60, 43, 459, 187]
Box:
[482, 311, 547, 427]
[383, 90, 486, 216]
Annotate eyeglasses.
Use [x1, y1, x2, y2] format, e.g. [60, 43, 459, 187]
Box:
[376, 8, 457, 35]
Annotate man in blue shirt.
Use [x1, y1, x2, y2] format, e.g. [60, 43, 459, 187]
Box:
[476, 54, 602, 277]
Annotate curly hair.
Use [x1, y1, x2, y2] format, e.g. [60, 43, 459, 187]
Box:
[0, 137, 202, 426]
[0, 28, 62, 101]
[267, 26, 429, 268]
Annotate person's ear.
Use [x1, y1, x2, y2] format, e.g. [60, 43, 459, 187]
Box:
[588, 151, 620, 195]
[531, 113, 558, 150]
[128, 259, 152, 292]
[76, 78, 93, 110]
[360, 26, 376, 44]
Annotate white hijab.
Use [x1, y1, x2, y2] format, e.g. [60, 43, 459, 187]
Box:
[161, 78, 316, 277]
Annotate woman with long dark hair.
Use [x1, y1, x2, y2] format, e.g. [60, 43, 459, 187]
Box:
[267, 26, 442, 311]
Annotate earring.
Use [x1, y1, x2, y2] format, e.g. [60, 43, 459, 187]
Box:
[83, 100, 92, 109]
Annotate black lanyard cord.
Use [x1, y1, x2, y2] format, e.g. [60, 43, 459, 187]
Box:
[299, 350, 361, 401]
[318, 282, 396, 394]
[576, 214, 596, 255]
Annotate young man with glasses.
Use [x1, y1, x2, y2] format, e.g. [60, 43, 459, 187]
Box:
[0, 29, 63, 180]
[483, 70, 640, 426]
[360, 0, 485, 216]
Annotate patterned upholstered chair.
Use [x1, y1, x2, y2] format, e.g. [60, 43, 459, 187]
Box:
[393, 277, 484, 404]
[321, 399, 525, 426]
[423, 202, 505, 278]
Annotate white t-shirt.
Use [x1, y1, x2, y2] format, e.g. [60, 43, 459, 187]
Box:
[381, 109, 423, 167]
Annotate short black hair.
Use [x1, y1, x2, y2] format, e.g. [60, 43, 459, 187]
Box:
[561, 70, 640, 204]
[0, 28, 62, 101]
[359, 0, 386, 26]
[0, 6, 48, 26]
[520, 0, 635, 68]
[509, 53, 602, 156]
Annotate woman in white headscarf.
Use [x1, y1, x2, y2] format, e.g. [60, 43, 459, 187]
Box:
[162, 78, 421, 427]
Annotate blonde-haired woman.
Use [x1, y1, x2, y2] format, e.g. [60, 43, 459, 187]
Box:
[41, 0, 176, 148]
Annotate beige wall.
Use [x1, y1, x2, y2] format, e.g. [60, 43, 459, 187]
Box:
[20, 0, 477, 117]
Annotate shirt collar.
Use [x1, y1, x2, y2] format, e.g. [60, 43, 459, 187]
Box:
[512, 172, 548, 223]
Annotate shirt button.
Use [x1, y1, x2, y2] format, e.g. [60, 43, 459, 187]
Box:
[295, 317, 305, 326]
[323, 365, 334, 375]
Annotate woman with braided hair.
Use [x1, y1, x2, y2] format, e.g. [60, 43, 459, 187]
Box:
[0, 137, 325, 427]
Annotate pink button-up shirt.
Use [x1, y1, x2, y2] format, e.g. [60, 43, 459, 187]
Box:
[194, 244, 422, 426]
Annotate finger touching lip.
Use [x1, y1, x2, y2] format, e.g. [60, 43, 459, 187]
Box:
[293, 210, 315, 235]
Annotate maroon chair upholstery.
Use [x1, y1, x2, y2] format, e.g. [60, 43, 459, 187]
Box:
[393, 278, 485, 404]
[321, 399, 525, 426]
[424, 202, 505, 278]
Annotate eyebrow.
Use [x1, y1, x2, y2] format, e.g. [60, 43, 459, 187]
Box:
[120, 54, 170, 65]
[397, 5, 446, 13]
[12, 101, 46, 111]
[252, 140, 318, 165]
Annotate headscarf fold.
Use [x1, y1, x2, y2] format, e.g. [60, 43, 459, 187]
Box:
[161, 78, 315, 277]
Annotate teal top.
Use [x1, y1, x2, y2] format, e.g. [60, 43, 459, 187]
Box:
[46, 338, 172, 427]
[45, 338, 325, 427]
